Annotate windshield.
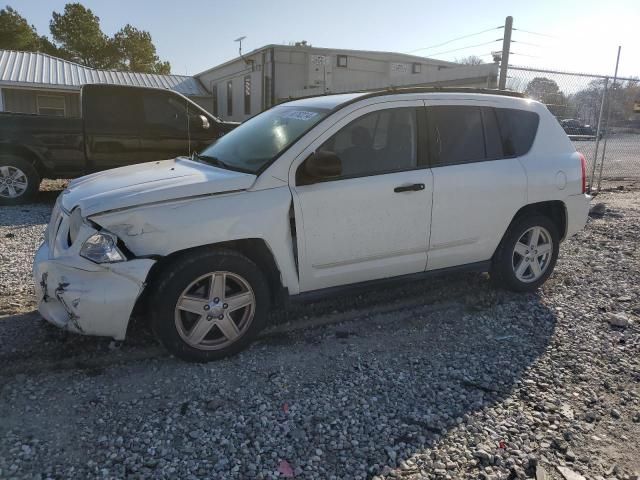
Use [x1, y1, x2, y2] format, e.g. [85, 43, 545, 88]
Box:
[198, 105, 330, 173]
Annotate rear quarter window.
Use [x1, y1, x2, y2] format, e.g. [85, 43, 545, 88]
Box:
[494, 108, 539, 156]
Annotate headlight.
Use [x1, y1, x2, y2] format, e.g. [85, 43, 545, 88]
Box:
[80, 231, 126, 263]
[68, 208, 83, 245]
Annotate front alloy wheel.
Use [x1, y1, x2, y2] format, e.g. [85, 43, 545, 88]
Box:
[151, 249, 270, 362]
[175, 272, 256, 350]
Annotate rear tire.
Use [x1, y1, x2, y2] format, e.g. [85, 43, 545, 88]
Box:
[149, 249, 270, 362]
[490, 215, 560, 292]
[0, 154, 40, 205]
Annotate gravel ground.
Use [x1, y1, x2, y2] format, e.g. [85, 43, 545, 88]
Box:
[0, 183, 639, 480]
[0, 180, 66, 315]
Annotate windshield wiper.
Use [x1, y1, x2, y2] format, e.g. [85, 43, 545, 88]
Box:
[193, 153, 230, 169]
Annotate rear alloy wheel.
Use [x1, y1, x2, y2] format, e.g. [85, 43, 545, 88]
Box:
[151, 249, 270, 362]
[491, 215, 559, 292]
[512, 226, 554, 283]
[0, 155, 40, 205]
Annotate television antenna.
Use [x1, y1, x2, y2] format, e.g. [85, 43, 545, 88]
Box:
[234, 36, 247, 56]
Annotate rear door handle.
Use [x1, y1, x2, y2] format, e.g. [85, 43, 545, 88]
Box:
[394, 183, 425, 193]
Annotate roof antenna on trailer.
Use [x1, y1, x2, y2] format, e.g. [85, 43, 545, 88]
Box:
[235, 36, 253, 67]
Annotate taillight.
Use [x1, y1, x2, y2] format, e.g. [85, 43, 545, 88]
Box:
[578, 152, 587, 193]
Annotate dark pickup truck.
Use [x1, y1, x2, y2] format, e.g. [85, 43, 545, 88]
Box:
[560, 118, 603, 141]
[0, 84, 236, 204]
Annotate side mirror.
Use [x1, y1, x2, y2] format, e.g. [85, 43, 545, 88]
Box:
[199, 114, 210, 130]
[304, 151, 342, 180]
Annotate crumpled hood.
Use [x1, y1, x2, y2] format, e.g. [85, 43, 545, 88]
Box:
[61, 157, 256, 216]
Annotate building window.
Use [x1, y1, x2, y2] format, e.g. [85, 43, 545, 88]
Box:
[337, 54, 348, 68]
[211, 84, 218, 117]
[244, 75, 251, 115]
[412, 63, 421, 74]
[227, 81, 233, 116]
[37, 95, 65, 116]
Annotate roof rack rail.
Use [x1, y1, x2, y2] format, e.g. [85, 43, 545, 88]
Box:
[371, 86, 525, 98]
[280, 86, 526, 109]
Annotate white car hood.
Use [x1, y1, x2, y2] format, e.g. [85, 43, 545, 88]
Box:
[61, 158, 257, 216]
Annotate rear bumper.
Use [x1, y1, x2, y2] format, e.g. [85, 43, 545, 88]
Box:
[33, 242, 155, 340]
[564, 193, 591, 239]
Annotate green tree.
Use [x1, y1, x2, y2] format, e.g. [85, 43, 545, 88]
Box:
[524, 77, 567, 117]
[50, 3, 117, 68]
[3, 3, 171, 74]
[0, 6, 58, 54]
[113, 24, 170, 74]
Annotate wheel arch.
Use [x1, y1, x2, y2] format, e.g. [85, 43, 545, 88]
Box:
[509, 200, 567, 241]
[0, 143, 46, 177]
[133, 238, 285, 318]
[492, 200, 567, 263]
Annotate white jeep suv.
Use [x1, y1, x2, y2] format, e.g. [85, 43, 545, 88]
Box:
[33, 88, 590, 361]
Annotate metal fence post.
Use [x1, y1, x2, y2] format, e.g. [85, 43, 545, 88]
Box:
[588, 77, 608, 193]
[596, 46, 622, 192]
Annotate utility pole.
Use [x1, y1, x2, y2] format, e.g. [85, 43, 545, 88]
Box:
[498, 16, 513, 90]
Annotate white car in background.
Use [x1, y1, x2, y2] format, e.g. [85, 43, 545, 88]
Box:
[33, 88, 590, 361]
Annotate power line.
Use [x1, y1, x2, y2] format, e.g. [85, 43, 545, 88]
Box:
[406, 26, 503, 53]
[428, 39, 502, 57]
[513, 28, 558, 39]
[510, 51, 542, 58]
[512, 39, 546, 48]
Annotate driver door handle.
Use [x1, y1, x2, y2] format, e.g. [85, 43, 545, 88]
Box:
[394, 183, 425, 193]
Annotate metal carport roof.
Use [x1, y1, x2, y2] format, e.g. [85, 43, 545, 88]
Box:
[0, 50, 208, 97]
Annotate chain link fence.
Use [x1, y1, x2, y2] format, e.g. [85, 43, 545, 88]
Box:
[507, 65, 640, 188]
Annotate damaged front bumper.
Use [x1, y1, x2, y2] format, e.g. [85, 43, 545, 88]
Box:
[33, 241, 155, 340]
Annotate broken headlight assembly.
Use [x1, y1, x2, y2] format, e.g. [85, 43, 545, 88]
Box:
[80, 231, 126, 263]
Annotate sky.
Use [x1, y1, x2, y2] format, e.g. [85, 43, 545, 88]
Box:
[7, 0, 640, 78]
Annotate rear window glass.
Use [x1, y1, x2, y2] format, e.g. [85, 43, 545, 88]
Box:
[494, 108, 539, 156]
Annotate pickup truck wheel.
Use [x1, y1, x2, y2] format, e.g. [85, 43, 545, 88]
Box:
[0, 155, 40, 205]
[150, 249, 270, 362]
[491, 215, 559, 292]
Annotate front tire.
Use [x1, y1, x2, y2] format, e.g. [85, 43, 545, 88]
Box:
[150, 249, 270, 362]
[491, 215, 560, 292]
[0, 154, 40, 205]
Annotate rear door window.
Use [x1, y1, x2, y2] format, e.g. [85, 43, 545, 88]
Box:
[430, 106, 485, 165]
[428, 105, 540, 166]
[84, 88, 139, 133]
[481, 107, 504, 160]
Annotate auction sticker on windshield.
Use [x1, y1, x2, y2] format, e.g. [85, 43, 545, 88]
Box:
[282, 110, 319, 121]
